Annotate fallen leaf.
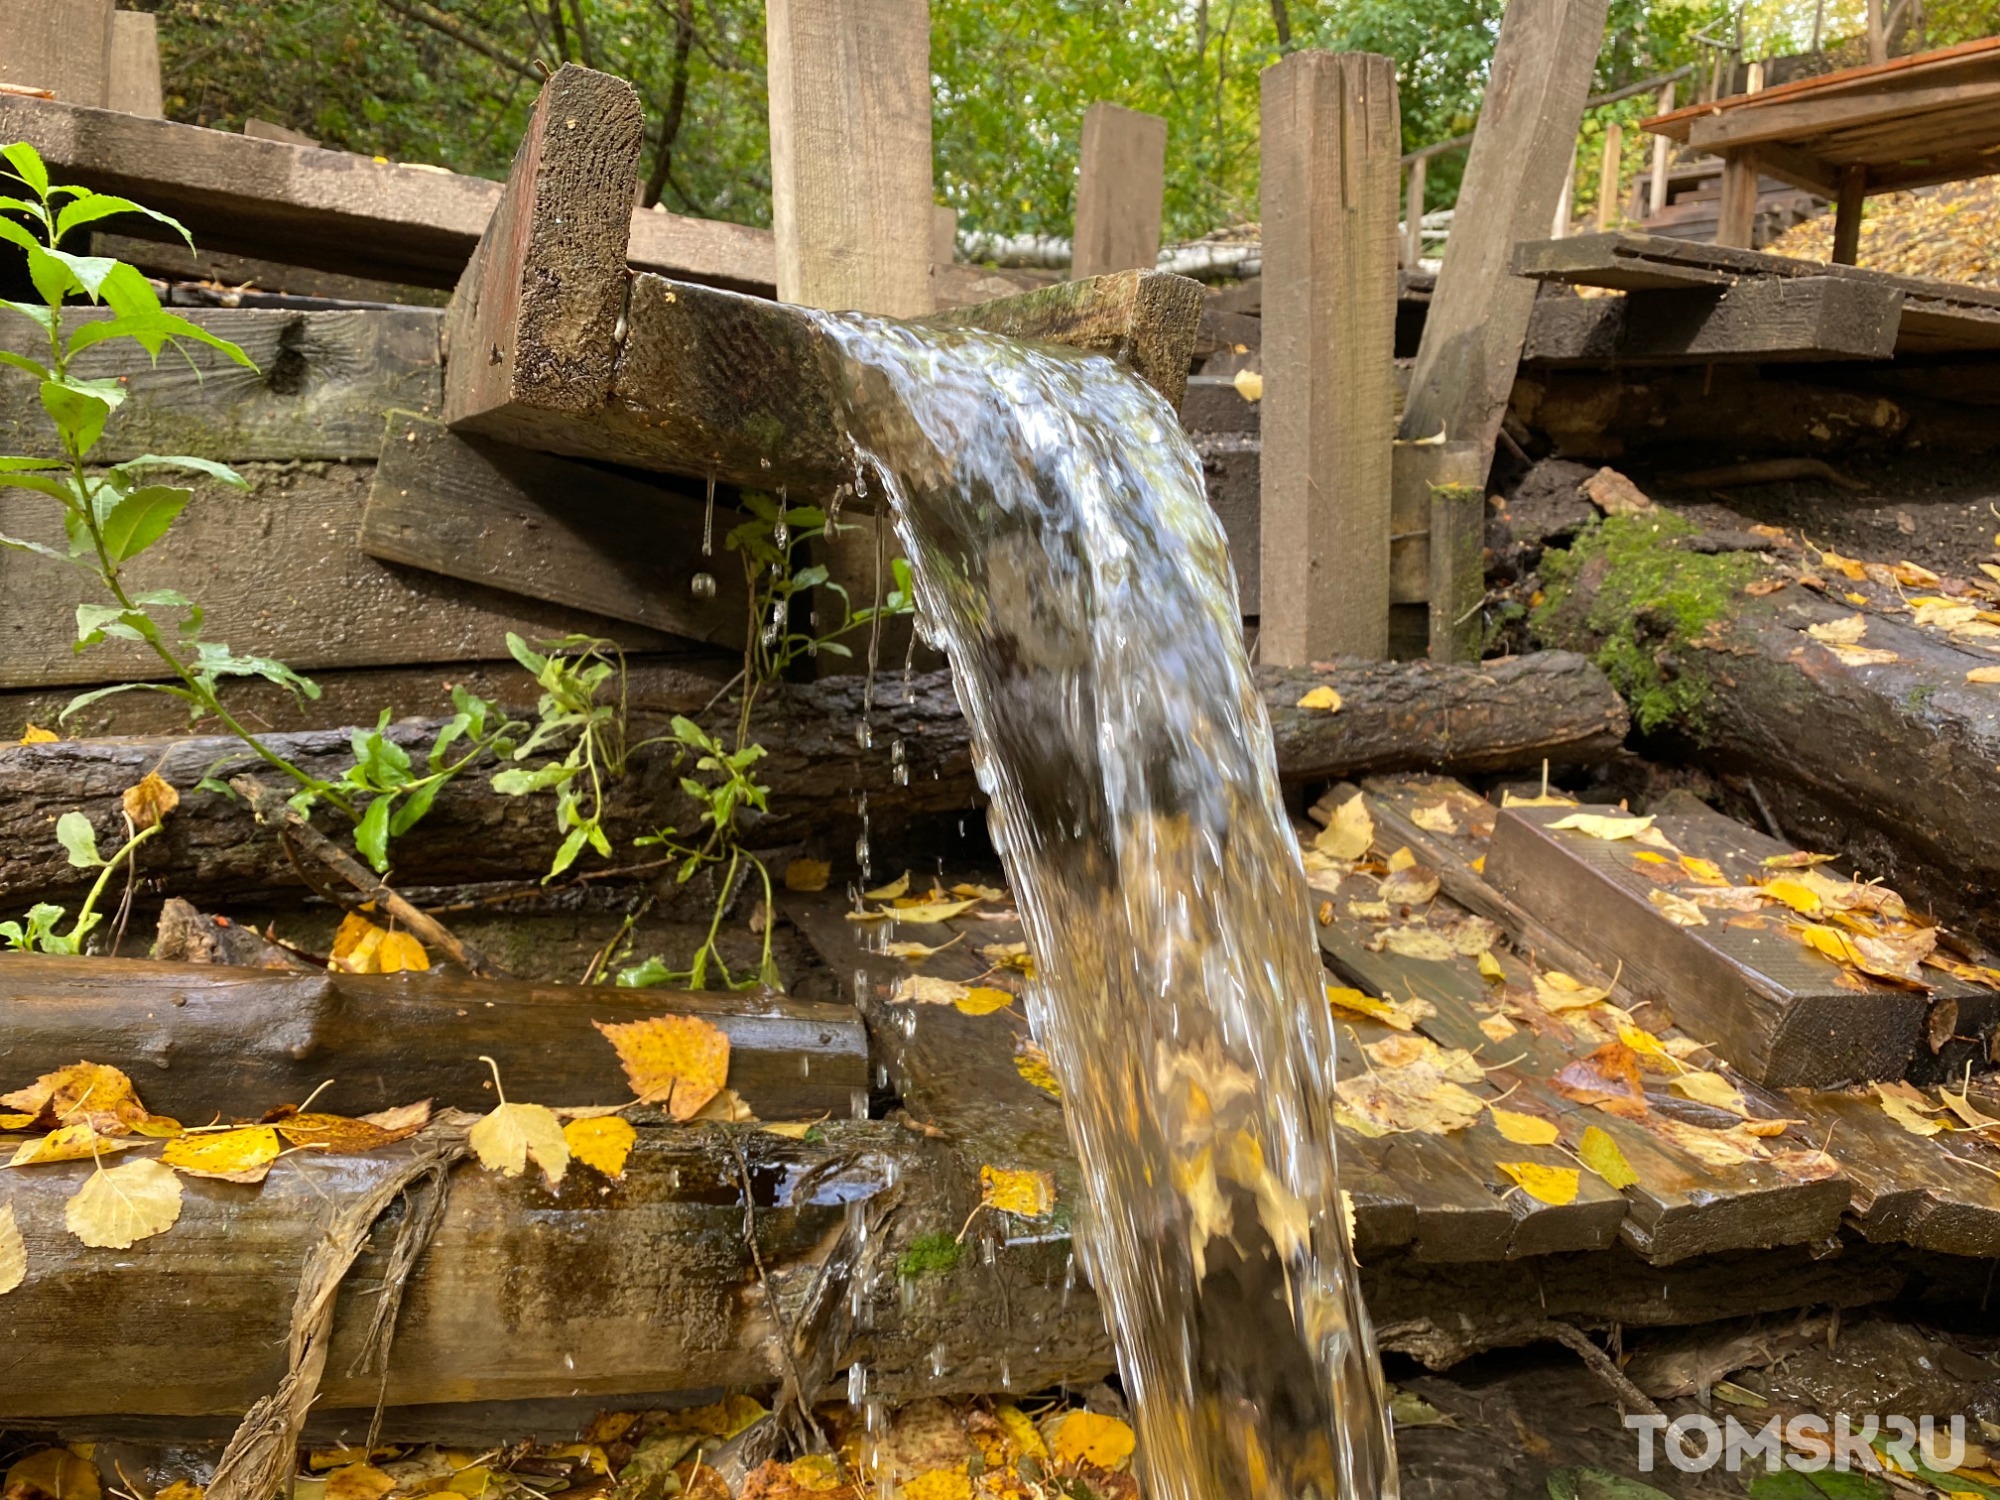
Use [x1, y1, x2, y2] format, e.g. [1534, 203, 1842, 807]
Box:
[1582, 466, 1653, 516]
[564, 1115, 636, 1178]
[1373, 925, 1458, 961]
[1827, 644, 1900, 666]
[162, 1125, 283, 1183]
[1410, 801, 1461, 834]
[979, 941, 1035, 976]
[274, 1113, 409, 1153]
[1548, 812, 1656, 841]
[1478, 1013, 1517, 1042]
[899, 1471, 970, 1500]
[595, 1014, 730, 1119]
[1497, 1160, 1580, 1206]
[1015, 1043, 1061, 1099]
[1745, 577, 1789, 597]
[883, 899, 978, 924]
[1762, 851, 1838, 869]
[329, 910, 389, 974]
[1941, 1070, 2000, 1131]
[1761, 876, 1823, 914]
[121, 772, 179, 831]
[1326, 986, 1433, 1031]
[864, 872, 910, 901]
[759, 1120, 820, 1140]
[324, 1466, 396, 1500]
[375, 931, 429, 973]
[782, 858, 831, 893]
[1669, 1071, 1750, 1117]
[1616, 1021, 1673, 1062]
[7, 1125, 135, 1167]
[980, 1165, 1054, 1217]
[1807, 613, 1868, 646]
[65, 1157, 182, 1248]
[1295, 685, 1343, 711]
[1, 1061, 155, 1135]
[17, 725, 57, 745]
[1795, 921, 1935, 986]
[893, 975, 971, 1006]
[1578, 1125, 1638, 1188]
[1386, 846, 1416, 872]
[1315, 794, 1374, 861]
[1873, 1080, 1948, 1137]
[1816, 547, 1868, 581]
[3, 1451, 99, 1500]
[1490, 1107, 1560, 1146]
[1048, 1412, 1136, 1473]
[689, 1087, 756, 1122]
[1911, 597, 1980, 629]
[153, 1485, 202, 1500]
[1678, 856, 1729, 886]
[882, 938, 957, 960]
[1651, 1118, 1770, 1168]
[949, 882, 1008, 901]
[1477, 950, 1506, 984]
[1648, 889, 1709, 927]
[470, 1100, 569, 1187]
[1380, 863, 1441, 906]
[1534, 970, 1611, 1012]
[0, 1200, 22, 1294]
[1968, 665, 2000, 684]
[1553, 1043, 1648, 1118]
[1337, 1039, 1487, 1136]
[953, 987, 1015, 1016]
[359, 1100, 432, 1135]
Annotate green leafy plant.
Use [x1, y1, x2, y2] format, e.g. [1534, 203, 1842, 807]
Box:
[0, 811, 160, 954]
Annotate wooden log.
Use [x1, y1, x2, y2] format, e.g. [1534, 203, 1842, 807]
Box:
[1520, 277, 1905, 366]
[0, 306, 443, 462]
[0, 0, 111, 105]
[0, 461, 674, 693]
[767, 0, 933, 318]
[0, 953, 866, 1122]
[1399, 0, 1611, 453]
[0, 90, 778, 293]
[360, 420, 749, 647]
[1258, 50, 1401, 662]
[104, 9, 160, 118]
[1071, 101, 1168, 280]
[0, 653, 1628, 905]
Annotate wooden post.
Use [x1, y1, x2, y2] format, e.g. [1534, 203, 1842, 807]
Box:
[766, 0, 933, 318]
[1833, 163, 1867, 265]
[1867, 0, 1889, 65]
[1717, 147, 1761, 248]
[243, 117, 318, 147]
[0, 0, 112, 106]
[104, 10, 161, 117]
[1647, 83, 1674, 217]
[1072, 101, 1168, 280]
[1258, 50, 1400, 664]
[1551, 164, 1574, 237]
[1401, 0, 1611, 456]
[1422, 444, 1492, 664]
[932, 205, 958, 266]
[1594, 122, 1623, 231]
[1404, 154, 1427, 267]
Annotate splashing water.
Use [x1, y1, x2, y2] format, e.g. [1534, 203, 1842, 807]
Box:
[814, 313, 1398, 1500]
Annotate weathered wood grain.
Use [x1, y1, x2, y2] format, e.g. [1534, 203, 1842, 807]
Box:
[0, 307, 442, 461]
[0, 953, 865, 1122]
[1071, 101, 1168, 280]
[1522, 278, 1904, 365]
[90, 232, 448, 308]
[0, 0, 111, 105]
[104, 10, 161, 118]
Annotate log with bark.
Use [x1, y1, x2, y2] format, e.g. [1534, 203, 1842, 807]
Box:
[0, 653, 1627, 906]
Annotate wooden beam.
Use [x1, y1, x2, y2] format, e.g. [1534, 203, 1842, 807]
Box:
[1521, 276, 1903, 365]
[0, 0, 111, 105]
[241, 116, 316, 147]
[1685, 76, 2000, 152]
[1404, 154, 1427, 267]
[1648, 83, 1674, 214]
[1424, 444, 1490, 663]
[1716, 147, 1761, 248]
[359, 418, 750, 648]
[104, 9, 161, 118]
[1258, 49, 1401, 663]
[1071, 101, 1168, 279]
[1594, 121, 1624, 231]
[89, 230, 447, 307]
[1400, 0, 1612, 454]
[932, 204, 958, 265]
[1834, 162, 1867, 265]
[1868, 0, 1889, 65]
[767, 0, 933, 317]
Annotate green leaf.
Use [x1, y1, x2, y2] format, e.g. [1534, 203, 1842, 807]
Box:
[99, 485, 191, 562]
[615, 956, 677, 989]
[1544, 1469, 1676, 1500]
[1, 298, 55, 331]
[39, 376, 124, 456]
[53, 193, 193, 248]
[388, 778, 442, 837]
[22, 243, 79, 310]
[189, 642, 319, 701]
[67, 305, 258, 367]
[113, 453, 249, 488]
[547, 823, 592, 880]
[0, 348, 49, 381]
[347, 718, 413, 791]
[59, 681, 172, 719]
[505, 631, 549, 676]
[0, 530, 73, 564]
[55, 810, 103, 868]
[1, 143, 49, 198]
[354, 795, 393, 873]
[74, 602, 154, 647]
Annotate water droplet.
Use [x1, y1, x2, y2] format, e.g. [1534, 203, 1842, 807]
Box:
[689, 571, 717, 600]
[701, 473, 715, 556]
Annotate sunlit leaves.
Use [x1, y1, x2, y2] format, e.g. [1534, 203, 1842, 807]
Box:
[594, 1014, 730, 1120]
[564, 1115, 636, 1179]
[65, 1157, 182, 1248]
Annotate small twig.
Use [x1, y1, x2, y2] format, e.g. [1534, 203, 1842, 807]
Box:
[728, 1133, 826, 1451]
[231, 776, 506, 978]
[1744, 777, 1784, 841]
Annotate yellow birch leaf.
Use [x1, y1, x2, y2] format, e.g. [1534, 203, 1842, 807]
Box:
[980, 941, 1035, 976]
[0, 1200, 23, 1295]
[1502, 790, 1579, 809]
[759, 1120, 819, 1140]
[120, 772, 179, 832]
[1374, 925, 1458, 961]
[154, 1484, 202, 1500]
[372, 930, 429, 973]
[1497, 1161, 1579, 1206]
[1547, 812, 1656, 841]
[1, 1060, 155, 1135]
[17, 725, 57, 745]
[953, 987, 1015, 1016]
[1385, 845, 1415, 871]
[1014, 1044, 1062, 1099]
[864, 871, 910, 901]
[1648, 889, 1709, 927]
[782, 1456, 846, 1493]
[1315, 794, 1373, 861]
[329, 911, 388, 974]
[950, 882, 1008, 901]
[161, 1125, 282, 1184]
[4, 1451, 100, 1500]
[1411, 801, 1461, 833]
[884, 898, 977, 924]
[900, 1470, 971, 1500]
[1534, 970, 1610, 1011]
[1232, 367, 1264, 402]
[1763, 877, 1823, 914]
[0, 1113, 32, 1129]
[1380, 863, 1441, 906]
[1490, 1108, 1560, 1146]
[65, 1157, 182, 1248]
[564, 1115, 636, 1179]
[689, 1087, 756, 1123]
[1295, 685, 1343, 711]
[1477, 950, 1506, 984]
[1807, 613, 1868, 646]
[882, 938, 957, 960]
[470, 1101, 570, 1189]
[7, 1125, 134, 1168]
[1346, 899, 1391, 920]
[1049, 1412, 1136, 1472]
[1873, 1081, 1947, 1137]
[1616, 1022, 1671, 1061]
[1327, 985, 1416, 1031]
[979, 1164, 1054, 1217]
[893, 975, 971, 1006]
[1478, 1013, 1518, 1042]
[1969, 666, 2000, 684]
[996, 1405, 1048, 1463]
[594, 1014, 730, 1119]
[1670, 1071, 1750, 1117]
[325, 1466, 396, 1500]
[1579, 1125, 1638, 1188]
[782, 858, 831, 892]
[1679, 856, 1729, 886]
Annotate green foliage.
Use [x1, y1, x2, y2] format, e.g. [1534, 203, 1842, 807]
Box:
[896, 1231, 965, 1280]
[1, 815, 163, 954]
[491, 634, 635, 879]
[1531, 512, 1759, 736]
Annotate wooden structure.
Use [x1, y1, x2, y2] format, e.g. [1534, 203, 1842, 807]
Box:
[1642, 36, 2000, 255]
[1071, 102, 1168, 280]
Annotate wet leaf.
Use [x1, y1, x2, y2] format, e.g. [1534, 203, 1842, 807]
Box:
[1827, 644, 1900, 666]
[0, 1200, 23, 1294]
[864, 872, 910, 901]
[1669, 1071, 1750, 1118]
[1337, 1038, 1487, 1136]
[1762, 876, 1823, 914]
[375, 931, 429, 973]
[759, 1120, 819, 1140]
[470, 1100, 570, 1189]
[594, 1013, 730, 1119]
[1651, 1118, 1770, 1168]
[1478, 1012, 1518, 1042]
[1807, 613, 1868, 646]
[899, 1471, 971, 1500]
[1490, 1107, 1559, 1145]
[1048, 1412, 1135, 1473]
[883, 898, 977, 924]
[1, 1060, 156, 1135]
[882, 938, 958, 960]
[274, 1113, 408, 1153]
[1316, 793, 1374, 860]
[1326, 985, 1432, 1032]
[1497, 1160, 1579, 1206]
[1795, 922, 1935, 986]
[1346, 899, 1391, 920]
[1873, 1080, 1948, 1137]
[1579, 1125, 1638, 1188]
[360, 1099, 432, 1135]
[1478, 950, 1506, 983]
[782, 858, 830, 892]
[1678, 856, 1729, 886]
[893, 975, 971, 1006]
[1969, 666, 2000, 684]
[1534, 970, 1610, 1012]
[953, 987, 1015, 1016]
[1379, 862, 1441, 906]
[1648, 889, 1708, 927]
[690, 1087, 756, 1122]
[1014, 1043, 1061, 1098]
[65, 1156, 181, 1247]
[3, 1451, 100, 1500]
[1410, 800, 1460, 833]
[979, 941, 1035, 977]
[949, 882, 1007, 902]
[17, 725, 57, 745]
[121, 771, 179, 831]
[980, 1164, 1054, 1217]
[162, 1125, 282, 1183]
[1295, 685, 1342, 711]
[1547, 812, 1655, 841]
[7, 1125, 134, 1167]
[324, 1465, 396, 1500]
[329, 910, 388, 974]
[153, 1484, 202, 1500]
[1553, 1043, 1648, 1119]
[1501, 790, 1579, 809]
[563, 1115, 635, 1178]
[1373, 925, 1458, 961]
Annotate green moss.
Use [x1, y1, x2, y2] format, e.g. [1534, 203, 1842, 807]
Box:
[1531, 512, 1760, 737]
[896, 1231, 964, 1280]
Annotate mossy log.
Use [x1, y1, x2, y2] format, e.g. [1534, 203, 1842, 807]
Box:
[0, 654, 1625, 907]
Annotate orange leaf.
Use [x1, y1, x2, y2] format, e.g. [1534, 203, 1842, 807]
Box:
[594, 1014, 731, 1120]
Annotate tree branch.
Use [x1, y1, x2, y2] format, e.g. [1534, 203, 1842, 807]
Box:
[379, 0, 542, 80]
[642, 0, 697, 209]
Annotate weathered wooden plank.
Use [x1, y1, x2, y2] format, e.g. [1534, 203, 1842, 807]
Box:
[1399, 0, 1610, 454]
[360, 420, 749, 647]
[0, 0, 111, 105]
[1258, 50, 1401, 662]
[0, 953, 865, 1122]
[1071, 101, 1168, 280]
[0, 461, 673, 691]
[768, 0, 933, 318]
[104, 9, 161, 118]
[1484, 803, 1935, 1087]
[1523, 277, 1904, 365]
[90, 231, 448, 308]
[1716, 148, 1762, 248]
[0, 306, 443, 461]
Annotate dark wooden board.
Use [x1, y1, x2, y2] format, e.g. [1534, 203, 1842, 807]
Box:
[360, 420, 750, 647]
[90, 231, 450, 308]
[0, 953, 865, 1122]
[1523, 277, 1904, 366]
[0, 307, 442, 461]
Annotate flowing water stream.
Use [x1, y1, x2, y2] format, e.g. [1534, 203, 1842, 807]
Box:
[815, 314, 1397, 1500]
